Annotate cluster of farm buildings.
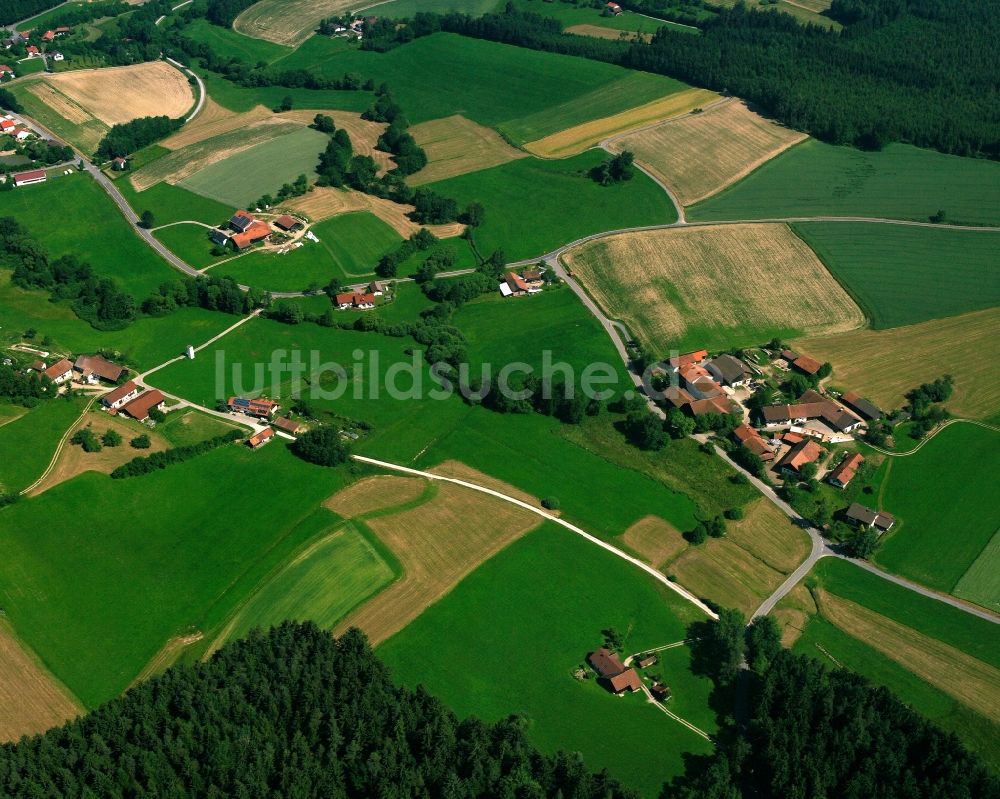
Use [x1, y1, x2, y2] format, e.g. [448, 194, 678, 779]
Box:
[209, 209, 305, 251]
[499, 266, 545, 297]
[227, 396, 306, 448]
[586, 647, 669, 701]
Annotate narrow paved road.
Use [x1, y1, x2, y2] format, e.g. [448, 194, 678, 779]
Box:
[19, 394, 100, 496]
[165, 56, 206, 122]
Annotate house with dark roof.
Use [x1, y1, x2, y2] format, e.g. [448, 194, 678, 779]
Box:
[209, 228, 231, 247]
[229, 396, 279, 418]
[845, 502, 894, 531]
[74, 354, 125, 384]
[706, 353, 751, 387]
[273, 214, 302, 232]
[121, 389, 166, 421]
[841, 391, 883, 421]
[780, 438, 824, 476]
[102, 380, 139, 410]
[228, 210, 255, 233]
[829, 452, 864, 488]
[761, 389, 862, 434]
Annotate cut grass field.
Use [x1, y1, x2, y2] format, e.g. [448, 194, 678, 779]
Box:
[796, 307, 1000, 420]
[689, 140, 1000, 226]
[157, 407, 245, 446]
[408, 115, 527, 186]
[791, 222, 1000, 329]
[17, 80, 108, 152]
[0, 443, 353, 707]
[193, 65, 373, 116]
[0, 396, 87, 495]
[954, 531, 1000, 614]
[524, 87, 718, 158]
[324, 474, 428, 517]
[425, 150, 677, 261]
[280, 33, 686, 143]
[233, 0, 357, 46]
[612, 99, 806, 205]
[180, 17, 292, 64]
[379, 525, 715, 797]
[563, 223, 864, 355]
[178, 126, 328, 207]
[874, 423, 1000, 602]
[118, 180, 232, 227]
[0, 620, 81, 743]
[334, 477, 541, 644]
[154, 223, 229, 270]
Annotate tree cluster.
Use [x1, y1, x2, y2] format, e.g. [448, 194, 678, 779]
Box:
[0, 0, 62, 25]
[0, 361, 50, 406]
[141, 275, 266, 317]
[0, 88, 21, 114]
[204, 0, 258, 27]
[590, 151, 634, 185]
[70, 427, 103, 452]
[96, 115, 183, 160]
[290, 426, 352, 466]
[110, 429, 242, 478]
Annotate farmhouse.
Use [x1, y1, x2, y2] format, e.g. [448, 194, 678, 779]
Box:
[42, 358, 73, 384]
[845, 502, 895, 531]
[706, 354, 751, 387]
[367, 280, 388, 296]
[334, 292, 376, 310]
[121, 389, 166, 421]
[41, 30, 54, 42]
[679, 363, 724, 400]
[102, 380, 140, 410]
[209, 228, 231, 247]
[273, 214, 303, 232]
[587, 648, 642, 695]
[26, 45, 39, 57]
[762, 390, 862, 434]
[13, 169, 45, 187]
[272, 416, 304, 435]
[0, 65, 13, 78]
[73, 354, 125, 384]
[247, 427, 275, 449]
[0, 118, 14, 131]
[780, 438, 824, 476]
[731, 423, 775, 461]
[789, 353, 823, 377]
[13, 128, 31, 142]
[521, 267, 544, 290]
[228, 210, 255, 233]
[230, 220, 271, 250]
[667, 349, 708, 372]
[228, 396, 279, 418]
[607, 2, 623, 14]
[501, 271, 529, 297]
[829, 452, 864, 488]
[841, 391, 883, 421]
[608, 669, 642, 693]
[666, 386, 735, 418]
[112, 157, 128, 171]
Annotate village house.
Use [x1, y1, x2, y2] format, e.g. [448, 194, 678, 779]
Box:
[706, 353, 751, 387]
[208, 228, 231, 247]
[840, 391, 883, 421]
[12, 168, 45, 187]
[666, 349, 708, 373]
[731, 423, 775, 462]
[762, 389, 862, 434]
[26, 45, 40, 57]
[650, 683, 671, 702]
[666, 386, 736, 418]
[13, 127, 32, 142]
[42, 358, 73, 384]
[121, 389, 166, 421]
[521, 267, 544, 290]
[679, 363, 724, 400]
[102, 380, 140, 410]
[636, 654, 658, 669]
[607, 1, 623, 14]
[273, 214, 303, 232]
[780, 438, 824, 477]
[587, 648, 642, 695]
[228, 396, 279, 418]
[845, 502, 895, 531]
[334, 291, 376, 310]
[787, 352, 823, 377]
[272, 416, 304, 435]
[73, 354, 125, 384]
[0, 118, 15, 132]
[0, 65, 14, 78]
[54, 26, 71, 36]
[500, 271, 529, 297]
[247, 427, 275, 449]
[41, 30, 54, 42]
[367, 280, 388, 297]
[829, 452, 864, 488]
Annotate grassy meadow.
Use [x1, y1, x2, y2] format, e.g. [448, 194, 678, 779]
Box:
[0, 396, 87, 494]
[875, 423, 1000, 601]
[792, 223, 1000, 329]
[154, 223, 230, 270]
[425, 150, 677, 261]
[181, 17, 293, 64]
[119, 181, 233, 227]
[690, 140, 1000, 226]
[380, 524, 715, 798]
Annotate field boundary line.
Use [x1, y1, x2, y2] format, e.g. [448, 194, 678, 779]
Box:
[19, 394, 100, 496]
[352, 455, 719, 619]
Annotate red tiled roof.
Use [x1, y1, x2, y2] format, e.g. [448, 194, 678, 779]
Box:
[272, 416, 303, 434]
[231, 220, 271, 249]
[74, 354, 124, 382]
[830, 452, 864, 486]
[14, 169, 46, 182]
[103, 380, 138, 406]
[42, 358, 72, 380]
[782, 439, 823, 473]
[273, 214, 300, 230]
[668, 349, 708, 369]
[588, 648, 625, 678]
[42, 30, 54, 41]
[248, 427, 275, 447]
[732, 423, 758, 444]
[505, 271, 529, 293]
[793, 355, 822, 375]
[121, 389, 165, 421]
[608, 668, 642, 693]
[0, 65, 12, 74]
[782, 431, 804, 445]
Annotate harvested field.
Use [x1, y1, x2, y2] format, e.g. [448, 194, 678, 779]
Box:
[564, 24, 652, 42]
[0, 620, 81, 743]
[525, 86, 718, 158]
[817, 590, 1000, 721]
[233, 0, 356, 46]
[773, 584, 817, 647]
[284, 187, 465, 238]
[429, 460, 556, 513]
[25, 81, 92, 125]
[409, 115, 527, 186]
[619, 515, 685, 567]
[670, 537, 786, 617]
[563, 223, 864, 354]
[28, 413, 169, 496]
[18, 80, 108, 151]
[129, 121, 301, 191]
[334, 481, 541, 644]
[279, 109, 391, 169]
[796, 306, 1000, 420]
[45, 62, 194, 126]
[324, 475, 428, 518]
[613, 99, 807, 205]
[160, 98, 269, 150]
[726, 498, 810, 573]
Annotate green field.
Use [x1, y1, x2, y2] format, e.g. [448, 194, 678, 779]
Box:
[118, 180, 233, 227]
[362, 0, 500, 19]
[177, 126, 328, 207]
[875, 424, 1000, 598]
[181, 17, 293, 64]
[312, 212, 404, 276]
[792, 223, 1000, 329]
[156, 408, 247, 447]
[0, 396, 87, 494]
[0, 443, 353, 707]
[954, 531, 1000, 613]
[505, 0, 700, 35]
[192, 65, 374, 115]
[690, 140, 1000, 226]
[0, 173, 178, 297]
[280, 33, 687, 142]
[425, 150, 677, 261]
[380, 524, 715, 797]
[215, 518, 394, 646]
[154, 223, 230, 269]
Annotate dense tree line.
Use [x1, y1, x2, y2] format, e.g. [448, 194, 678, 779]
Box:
[0, 361, 50, 406]
[0, 0, 61, 25]
[0, 623, 636, 797]
[96, 115, 183, 160]
[204, 0, 259, 27]
[142, 275, 267, 317]
[0, 88, 22, 114]
[110, 429, 242, 478]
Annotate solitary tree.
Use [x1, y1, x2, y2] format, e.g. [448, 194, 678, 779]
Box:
[101, 429, 122, 447]
[140, 210, 155, 229]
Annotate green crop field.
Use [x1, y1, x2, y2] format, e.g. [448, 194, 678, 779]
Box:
[792, 223, 1000, 329]
[954, 531, 1000, 613]
[0, 443, 353, 707]
[181, 17, 293, 64]
[178, 127, 329, 207]
[193, 66, 374, 115]
[280, 33, 687, 142]
[213, 518, 394, 647]
[0, 173, 178, 297]
[312, 212, 404, 276]
[380, 524, 715, 797]
[425, 150, 677, 261]
[154, 224, 231, 270]
[119, 181, 233, 227]
[875, 423, 1000, 597]
[689, 140, 1000, 226]
[0, 396, 87, 494]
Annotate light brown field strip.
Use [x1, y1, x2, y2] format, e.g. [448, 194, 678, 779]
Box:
[612, 99, 807, 205]
[324, 474, 427, 518]
[618, 515, 686, 567]
[25, 81, 93, 125]
[0, 621, 82, 743]
[797, 306, 1000, 420]
[524, 86, 719, 158]
[333, 476, 541, 644]
[818, 590, 1000, 721]
[160, 98, 272, 150]
[429, 460, 553, 513]
[563, 223, 864, 352]
[726, 498, 810, 574]
[408, 115, 527, 186]
[564, 24, 652, 43]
